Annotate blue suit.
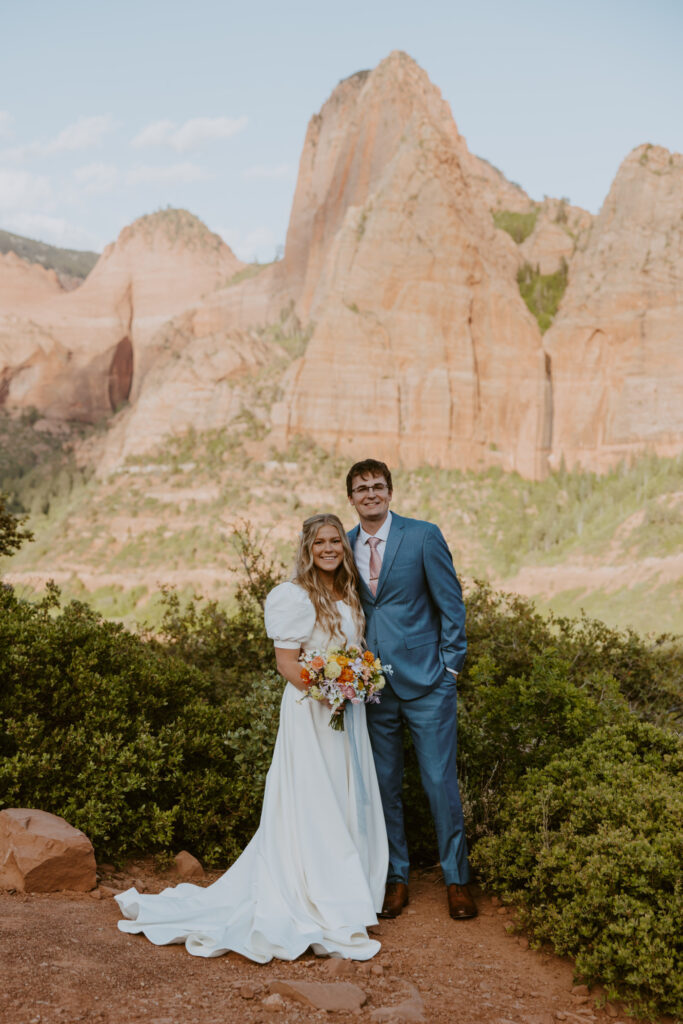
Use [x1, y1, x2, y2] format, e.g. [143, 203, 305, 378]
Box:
[348, 512, 470, 885]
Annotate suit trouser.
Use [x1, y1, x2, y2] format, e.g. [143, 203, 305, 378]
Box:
[366, 673, 470, 886]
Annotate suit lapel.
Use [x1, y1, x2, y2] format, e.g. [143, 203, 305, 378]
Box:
[348, 524, 375, 604]
[375, 513, 405, 599]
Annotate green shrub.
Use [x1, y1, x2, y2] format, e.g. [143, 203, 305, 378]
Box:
[456, 651, 625, 836]
[0, 491, 33, 558]
[492, 209, 538, 244]
[0, 585, 238, 864]
[517, 259, 568, 331]
[463, 582, 682, 729]
[472, 719, 683, 1019]
[156, 524, 285, 698]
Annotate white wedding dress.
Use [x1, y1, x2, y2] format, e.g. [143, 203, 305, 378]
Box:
[116, 581, 389, 962]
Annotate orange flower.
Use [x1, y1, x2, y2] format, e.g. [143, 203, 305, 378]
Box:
[311, 656, 325, 671]
[363, 650, 375, 663]
[339, 667, 354, 683]
[300, 668, 311, 683]
[336, 655, 349, 667]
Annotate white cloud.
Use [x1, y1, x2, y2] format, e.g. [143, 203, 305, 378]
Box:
[2, 115, 114, 161]
[131, 115, 247, 152]
[0, 112, 12, 138]
[127, 162, 209, 185]
[130, 119, 176, 148]
[0, 169, 52, 211]
[243, 163, 294, 180]
[74, 162, 120, 193]
[46, 115, 114, 154]
[1, 211, 102, 250]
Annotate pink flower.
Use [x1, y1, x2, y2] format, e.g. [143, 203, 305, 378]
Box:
[341, 685, 356, 700]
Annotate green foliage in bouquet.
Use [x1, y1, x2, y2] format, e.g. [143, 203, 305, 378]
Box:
[471, 719, 683, 1019]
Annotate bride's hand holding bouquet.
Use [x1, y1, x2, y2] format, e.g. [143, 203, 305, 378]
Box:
[298, 645, 391, 730]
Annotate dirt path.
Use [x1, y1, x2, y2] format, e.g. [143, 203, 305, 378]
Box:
[2, 865, 631, 1024]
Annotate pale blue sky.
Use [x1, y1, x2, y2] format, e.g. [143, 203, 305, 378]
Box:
[1, 0, 681, 261]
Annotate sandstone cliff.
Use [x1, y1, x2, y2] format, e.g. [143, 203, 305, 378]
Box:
[0, 210, 243, 421]
[1, 56, 681, 480]
[0, 251, 64, 311]
[544, 144, 683, 470]
[519, 198, 592, 275]
[271, 52, 548, 477]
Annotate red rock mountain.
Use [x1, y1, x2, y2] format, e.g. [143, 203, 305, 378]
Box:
[545, 144, 683, 470]
[270, 53, 548, 476]
[0, 210, 243, 420]
[0, 55, 681, 477]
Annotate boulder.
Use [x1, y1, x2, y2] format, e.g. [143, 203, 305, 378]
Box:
[173, 850, 205, 879]
[0, 808, 96, 892]
[268, 979, 367, 1012]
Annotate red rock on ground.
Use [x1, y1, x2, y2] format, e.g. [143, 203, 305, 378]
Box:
[268, 977, 368, 1011]
[0, 808, 96, 893]
[173, 850, 205, 878]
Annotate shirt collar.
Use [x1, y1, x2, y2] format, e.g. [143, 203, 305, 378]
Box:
[360, 510, 392, 546]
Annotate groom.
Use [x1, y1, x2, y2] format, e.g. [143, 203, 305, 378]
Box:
[347, 458, 476, 920]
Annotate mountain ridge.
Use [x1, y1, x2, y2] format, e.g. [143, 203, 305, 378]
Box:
[0, 52, 680, 482]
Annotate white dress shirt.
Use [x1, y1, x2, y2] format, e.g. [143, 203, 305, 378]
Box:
[354, 511, 393, 587]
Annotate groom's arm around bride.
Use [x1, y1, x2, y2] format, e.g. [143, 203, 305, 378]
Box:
[346, 458, 476, 921]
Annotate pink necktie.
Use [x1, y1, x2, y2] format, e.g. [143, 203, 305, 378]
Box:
[368, 537, 382, 595]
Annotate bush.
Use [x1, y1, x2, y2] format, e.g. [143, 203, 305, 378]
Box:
[463, 581, 682, 729]
[0, 585, 239, 864]
[456, 651, 625, 837]
[0, 491, 33, 559]
[492, 209, 538, 244]
[472, 719, 683, 1019]
[155, 523, 284, 698]
[517, 259, 568, 332]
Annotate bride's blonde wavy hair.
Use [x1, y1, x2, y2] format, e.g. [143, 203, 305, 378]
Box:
[294, 513, 365, 643]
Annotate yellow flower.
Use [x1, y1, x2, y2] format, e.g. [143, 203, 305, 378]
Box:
[375, 677, 386, 691]
[325, 661, 342, 680]
[309, 685, 321, 699]
[336, 656, 349, 667]
[374, 658, 382, 671]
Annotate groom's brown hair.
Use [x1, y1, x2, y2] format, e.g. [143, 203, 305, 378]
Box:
[346, 459, 393, 496]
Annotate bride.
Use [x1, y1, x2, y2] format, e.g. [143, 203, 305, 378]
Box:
[116, 513, 389, 961]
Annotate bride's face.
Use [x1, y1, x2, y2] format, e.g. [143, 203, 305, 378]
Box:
[311, 524, 344, 575]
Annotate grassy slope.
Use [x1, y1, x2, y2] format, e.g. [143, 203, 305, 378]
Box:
[0, 228, 99, 279]
[1, 412, 681, 635]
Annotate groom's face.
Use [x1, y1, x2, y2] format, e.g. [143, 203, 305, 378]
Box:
[348, 473, 392, 524]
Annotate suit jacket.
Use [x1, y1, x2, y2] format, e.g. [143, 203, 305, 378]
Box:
[348, 512, 467, 700]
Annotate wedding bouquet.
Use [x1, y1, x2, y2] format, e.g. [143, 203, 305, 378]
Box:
[298, 646, 391, 731]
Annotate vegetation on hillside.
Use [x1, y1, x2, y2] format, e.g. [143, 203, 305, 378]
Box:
[124, 208, 228, 253]
[0, 493, 33, 559]
[0, 228, 98, 279]
[0, 517, 680, 1017]
[517, 258, 569, 331]
[492, 208, 538, 244]
[1, 407, 682, 634]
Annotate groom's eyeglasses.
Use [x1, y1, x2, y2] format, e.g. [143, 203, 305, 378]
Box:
[351, 484, 389, 495]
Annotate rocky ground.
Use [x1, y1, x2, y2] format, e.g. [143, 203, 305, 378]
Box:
[1, 864, 638, 1024]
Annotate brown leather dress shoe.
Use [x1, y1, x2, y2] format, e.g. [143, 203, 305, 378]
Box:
[447, 883, 477, 919]
[379, 882, 409, 919]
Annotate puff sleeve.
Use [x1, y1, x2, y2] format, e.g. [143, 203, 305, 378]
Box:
[264, 582, 316, 650]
